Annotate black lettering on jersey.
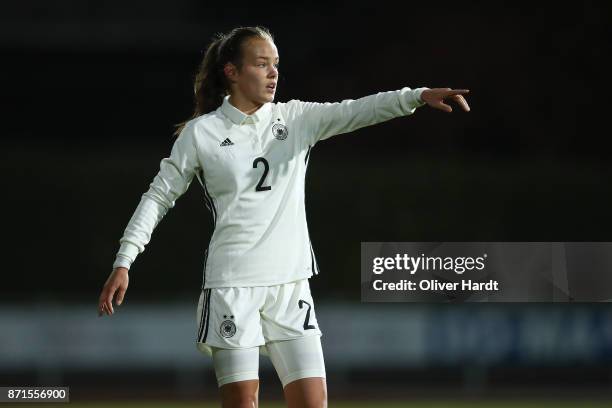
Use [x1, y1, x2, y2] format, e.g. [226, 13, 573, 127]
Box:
[298, 299, 316, 330]
[253, 157, 272, 192]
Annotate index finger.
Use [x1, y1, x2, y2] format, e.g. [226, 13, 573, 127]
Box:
[98, 291, 108, 311]
[100, 287, 116, 314]
[448, 89, 470, 95]
[104, 290, 115, 314]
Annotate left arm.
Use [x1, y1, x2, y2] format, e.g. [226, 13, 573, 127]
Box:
[292, 87, 471, 146]
[293, 86, 430, 146]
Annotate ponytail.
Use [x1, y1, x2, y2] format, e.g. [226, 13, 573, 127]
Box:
[173, 26, 274, 137]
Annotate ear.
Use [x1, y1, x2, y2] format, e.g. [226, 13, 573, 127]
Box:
[223, 62, 238, 83]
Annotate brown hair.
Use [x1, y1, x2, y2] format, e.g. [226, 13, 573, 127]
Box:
[173, 26, 274, 137]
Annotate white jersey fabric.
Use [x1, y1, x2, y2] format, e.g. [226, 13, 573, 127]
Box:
[113, 86, 429, 288]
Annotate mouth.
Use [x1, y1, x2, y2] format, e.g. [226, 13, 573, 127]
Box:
[266, 83, 276, 92]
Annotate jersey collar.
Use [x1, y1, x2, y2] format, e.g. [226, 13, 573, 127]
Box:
[220, 94, 272, 126]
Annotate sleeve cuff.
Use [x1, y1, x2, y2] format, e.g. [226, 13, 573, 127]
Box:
[112, 241, 140, 270]
[399, 87, 430, 113]
[113, 255, 133, 270]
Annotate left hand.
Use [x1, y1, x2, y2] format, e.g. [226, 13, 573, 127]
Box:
[421, 88, 470, 112]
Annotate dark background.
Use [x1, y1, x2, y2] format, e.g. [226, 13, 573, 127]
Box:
[1, 0, 611, 404]
[3, 1, 610, 300]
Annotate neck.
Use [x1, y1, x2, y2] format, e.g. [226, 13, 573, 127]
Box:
[228, 93, 264, 115]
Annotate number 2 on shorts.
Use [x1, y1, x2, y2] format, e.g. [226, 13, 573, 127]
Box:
[298, 299, 316, 330]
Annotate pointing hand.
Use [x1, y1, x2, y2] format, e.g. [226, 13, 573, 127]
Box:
[420, 88, 471, 112]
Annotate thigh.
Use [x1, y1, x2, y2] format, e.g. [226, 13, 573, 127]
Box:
[266, 335, 326, 389]
[212, 346, 260, 388]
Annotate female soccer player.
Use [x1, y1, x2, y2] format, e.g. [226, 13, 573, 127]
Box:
[98, 26, 470, 408]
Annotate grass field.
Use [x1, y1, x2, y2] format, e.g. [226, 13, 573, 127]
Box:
[7, 401, 612, 408]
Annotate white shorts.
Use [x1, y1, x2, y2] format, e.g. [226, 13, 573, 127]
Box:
[195, 278, 323, 356]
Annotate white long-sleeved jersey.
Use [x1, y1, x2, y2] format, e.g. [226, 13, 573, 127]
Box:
[113, 87, 429, 288]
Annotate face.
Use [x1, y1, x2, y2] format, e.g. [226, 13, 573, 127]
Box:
[225, 37, 279, 104]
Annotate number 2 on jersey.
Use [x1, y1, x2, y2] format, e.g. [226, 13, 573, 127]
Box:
[252, 157, 272, 192]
